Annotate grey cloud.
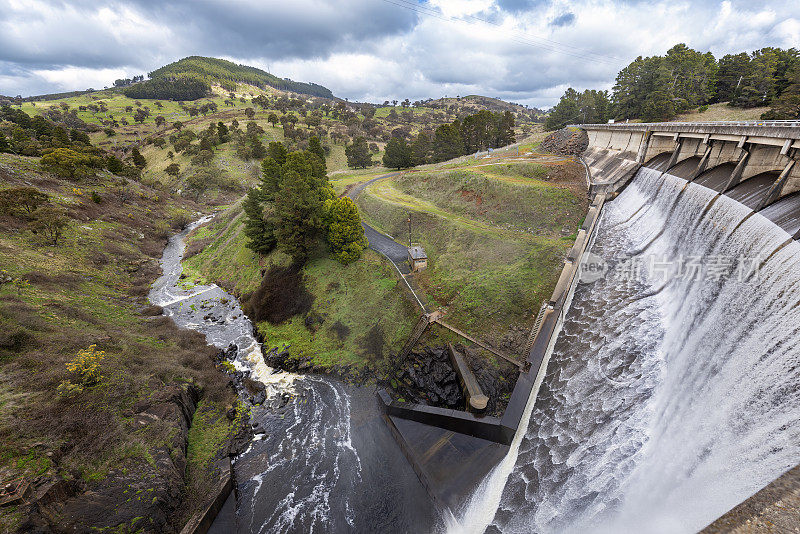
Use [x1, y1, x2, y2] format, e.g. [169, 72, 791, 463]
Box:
[550, 12, 576, 27]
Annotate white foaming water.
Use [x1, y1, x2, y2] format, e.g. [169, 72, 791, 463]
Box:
[148, 216, 297, 397]
[451, 167, 800, 534]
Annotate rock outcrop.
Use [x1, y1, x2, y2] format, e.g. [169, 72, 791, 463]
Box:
[538, 128, 589, 156]
[19, 384, 201, 533]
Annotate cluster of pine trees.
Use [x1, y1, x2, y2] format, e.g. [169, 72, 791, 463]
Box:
[243, 139, 368, 264]
[546, 43, 800, 129]
[123, 75, 211, 101]
[381, 110, 516, 169]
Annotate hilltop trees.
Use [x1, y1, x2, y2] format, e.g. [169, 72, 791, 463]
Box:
[551, 43, 799, 123]
[123, 75, 210, 101]
[546, 89, 612, 130]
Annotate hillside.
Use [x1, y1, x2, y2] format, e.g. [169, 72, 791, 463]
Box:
[427, 95, 545, 121]
[146, 56, 335, 99]
[0, 57, 564, 529]
[0, 153, 245, 531]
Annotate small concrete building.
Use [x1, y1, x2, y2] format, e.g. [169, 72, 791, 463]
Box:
[408, 246, 428, 272]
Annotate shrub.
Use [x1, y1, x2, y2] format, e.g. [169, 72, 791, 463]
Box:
[57, 344, 105, 397]
[324, 197, 368, 264]
[169, 209, 193, 229]
[29, 206, 68, 246]
[40, 148, 102, 181]
[90, 191, 102, 204]
[0, 187, 49, 215]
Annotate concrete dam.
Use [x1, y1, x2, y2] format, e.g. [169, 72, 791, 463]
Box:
[439, 122, 800, 533]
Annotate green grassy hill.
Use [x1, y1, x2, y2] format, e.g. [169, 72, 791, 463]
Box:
[356, 155, 587, 340]
[148, 56, 334, 98]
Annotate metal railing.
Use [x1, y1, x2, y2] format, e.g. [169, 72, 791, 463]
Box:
[569, 120, 800, 129]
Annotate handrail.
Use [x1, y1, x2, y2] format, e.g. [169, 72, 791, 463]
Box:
[569, 121, 800, 129]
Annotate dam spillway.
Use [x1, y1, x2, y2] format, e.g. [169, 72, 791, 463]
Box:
[450, 164, 800, 533]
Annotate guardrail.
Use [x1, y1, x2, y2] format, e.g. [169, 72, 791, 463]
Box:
[569, 120, 800, 128]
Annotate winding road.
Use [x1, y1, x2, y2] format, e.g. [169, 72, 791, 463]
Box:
[346, 172, 411, 274]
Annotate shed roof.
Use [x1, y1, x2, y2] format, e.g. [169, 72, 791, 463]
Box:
[408, 246, 427, 260]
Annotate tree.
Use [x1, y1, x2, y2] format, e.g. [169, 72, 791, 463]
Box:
[165, 162, 181, 176]
[250, 137, 266, 159]
[268, 141, 288, 164]
[191, 149, 214, 166]
[133, 108, 149, 124]
[245, 151, 333, 261]
[308, 136, 325, 164]
[411, 132, 431, 165]
[0, 133, 9, 153]
[274, 170, 323, 262]
[217, 121, 229, 139]
[30, 206, 67, 246]
[245, 107, 255, 119]
[324, 197, 368, 264]
[173, 121, 183, 130]
[546, 88, 611, 130]
[763, 63, 800, 119]
[383, 137, 413, 169]
[242, 188, 276, 254]
[185, 169, 211, 201]
[0, 187, 48, 215]
[432, 122, 464, 162]
[268, 112, 279, 126]
[345, 137, 372, 168]
[154, 115, 166, 128]
[130, 147, 146, 169]
[40, 148, 101, 180]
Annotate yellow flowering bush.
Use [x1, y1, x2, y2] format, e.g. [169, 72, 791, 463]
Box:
[57, 345, 105, 397]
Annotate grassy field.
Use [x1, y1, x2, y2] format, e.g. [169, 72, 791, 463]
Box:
[674, 102, 770, 122]
[355, 156, 587, 340]
[0, 153, 240, 530]
[182, 206, 419, 376]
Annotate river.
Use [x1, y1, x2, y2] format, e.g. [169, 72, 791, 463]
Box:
[149, 217, 437, 533]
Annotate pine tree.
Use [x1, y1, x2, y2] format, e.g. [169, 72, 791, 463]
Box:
[267, 141, 287, 164]
[382, 137, 413, 169]
[308, 136, 325, 162]
[324, 197, 368, 264]
[242, 188, 276, 254]
[432, 122, 464, 162]
[274, 170, 323, 263]
[763, 63, 800, 119]
[411, 132, 431, 165]
[545, 88, 581, 130]
[345, 137, 372, 168]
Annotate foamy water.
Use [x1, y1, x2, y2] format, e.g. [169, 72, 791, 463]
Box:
[449, 167, 800, 533]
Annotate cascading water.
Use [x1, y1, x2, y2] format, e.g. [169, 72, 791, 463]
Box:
[149, 218, 435, 533]
[450, 167, 800, 534]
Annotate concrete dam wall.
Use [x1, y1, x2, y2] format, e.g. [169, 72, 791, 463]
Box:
[579, 121, 800, 239]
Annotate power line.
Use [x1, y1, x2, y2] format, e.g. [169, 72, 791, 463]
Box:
[380, 0, 626, 67]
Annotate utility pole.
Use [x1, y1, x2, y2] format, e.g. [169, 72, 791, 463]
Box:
[407, 214, 412, 247]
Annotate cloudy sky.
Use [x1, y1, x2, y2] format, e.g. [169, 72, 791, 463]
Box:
[1, 0, 799, 108]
